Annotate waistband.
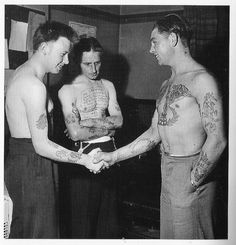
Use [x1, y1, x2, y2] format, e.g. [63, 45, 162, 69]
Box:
[160, 143, 200, 158]
[8, 137, 35, 154]
[162, 151, 201, 158]
[83, 136, 111, 144]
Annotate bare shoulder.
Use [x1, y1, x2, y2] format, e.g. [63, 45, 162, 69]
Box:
[190, 69, 218, 93]
[7, 72, 46, 98]
[101, 78, 115, 90]
[59, 84, 74, 96]
[191, 70, 219, 96]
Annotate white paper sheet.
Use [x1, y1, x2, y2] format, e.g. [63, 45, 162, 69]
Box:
[9, 19, 28, 52]
[5, 39, 9, 69]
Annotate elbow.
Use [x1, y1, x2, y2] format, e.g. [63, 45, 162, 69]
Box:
[69, 131, 81, 141]
[32, 141, 47, 157]
[116, 116, 123, 129]
[217, 136, 227, 155]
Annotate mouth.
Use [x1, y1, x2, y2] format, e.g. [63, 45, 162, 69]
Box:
[57, 64, 64, 71]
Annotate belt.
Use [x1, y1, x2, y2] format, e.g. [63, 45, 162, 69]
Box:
[163, 151, 201, 158]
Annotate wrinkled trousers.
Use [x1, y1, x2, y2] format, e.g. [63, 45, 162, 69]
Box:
[160, 153, 217, 239]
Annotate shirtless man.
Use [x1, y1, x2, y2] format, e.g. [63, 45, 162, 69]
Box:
[95, 14, 227, 239]
[58, 37, 123, 238]
[4, 21, 103, 238]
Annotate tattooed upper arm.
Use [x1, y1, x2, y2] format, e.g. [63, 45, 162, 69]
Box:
[194, 73, 223, 135]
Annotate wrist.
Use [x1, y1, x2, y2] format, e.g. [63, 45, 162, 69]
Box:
[113, 151, 118, 163]
[190, 178, 198, 189]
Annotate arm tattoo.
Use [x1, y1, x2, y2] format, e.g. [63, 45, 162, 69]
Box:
[68, 151, 82, 163]
[114, 102, 121, 112]
[65, 114, 77, 124]
[36, 113, 48, 129]
[47, 140, 59, 149]
[72, 102, 80, 119]
[56, 149, 68, 159]
[192, 151, 213, 184]
[201, 92, 219, 133]
[55, 149, 82, 163]
[116, 138, 156, 162]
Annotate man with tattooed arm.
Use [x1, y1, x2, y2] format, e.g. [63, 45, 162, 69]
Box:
[58, 37, 123, 238]
[95, 14, 227, 239]
[4, 21, 104, 238]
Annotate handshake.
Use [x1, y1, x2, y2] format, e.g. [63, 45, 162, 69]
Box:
[84, 148, 116, 174]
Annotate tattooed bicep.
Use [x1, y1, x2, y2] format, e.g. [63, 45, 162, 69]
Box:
[36, 113, 48, 130]
[65, 113, 78, 125]
[201, 92, 220, 134]
[72, 102, 80, 119]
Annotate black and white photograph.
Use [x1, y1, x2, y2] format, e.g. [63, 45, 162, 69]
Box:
[2, 1, 235, 244]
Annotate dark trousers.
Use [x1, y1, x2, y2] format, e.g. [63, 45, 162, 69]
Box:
[59, 139, 120, 238]
[5, 138, 58, 238]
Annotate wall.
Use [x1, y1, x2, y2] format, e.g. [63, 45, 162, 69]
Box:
[48, 6, 120, 88]
[119, 21, 171, 99]
[119, 7, 183, 99]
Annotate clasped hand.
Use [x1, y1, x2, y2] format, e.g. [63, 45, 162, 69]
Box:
[85, 148, 115, 174]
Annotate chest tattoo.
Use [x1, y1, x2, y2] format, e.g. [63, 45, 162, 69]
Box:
[158, 84, 192, 126]
[80, 81, 108, 113]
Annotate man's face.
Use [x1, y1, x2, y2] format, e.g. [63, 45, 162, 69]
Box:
[149, 28, 172, 66]
[46, 37, 71, 74]
[80, 51, 101, 80]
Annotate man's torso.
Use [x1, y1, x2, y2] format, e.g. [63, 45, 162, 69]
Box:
[157, 70, 207, 155]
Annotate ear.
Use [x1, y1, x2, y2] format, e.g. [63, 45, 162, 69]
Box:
[169, 32, 178, 47]
[38, 42, 49, 55]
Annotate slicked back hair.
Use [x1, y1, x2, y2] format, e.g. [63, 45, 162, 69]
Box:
[153, 14, 192, 48]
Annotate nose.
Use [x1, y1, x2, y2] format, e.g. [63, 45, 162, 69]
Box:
[63, 54, 69, 65]
[91, 63, 97, 73]
[149, 45, 154, 54]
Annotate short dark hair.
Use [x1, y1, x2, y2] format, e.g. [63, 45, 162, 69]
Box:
[153, 14, 192, 47]
[33, 21, 78, 51]
[71, 37, 103, 66]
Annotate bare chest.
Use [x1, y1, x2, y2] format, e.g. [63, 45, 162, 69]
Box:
[76, 81, 108, 113]
[157, 83, 197, 126]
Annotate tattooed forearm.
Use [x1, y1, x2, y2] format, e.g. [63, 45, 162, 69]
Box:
[47, 140, 59, 149]
[116, 138, 157, 162]
[114, 102, 121, 112]
[201, 92, 219, 134]
[68, 151, 82, 163]
[191, 151, 214, 186]
[130, 138, 157, 154]
[80, 116, 120, 129]
[55, 148, 82, 163]
[65, 114, 77, 124]
[36, 113, 48, 129]
[72, 102, 80, 119]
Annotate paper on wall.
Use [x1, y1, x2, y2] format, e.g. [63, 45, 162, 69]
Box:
[9, 19, 28, 52]
[5, 39, 9, 69]
[69, 21, 97, 38]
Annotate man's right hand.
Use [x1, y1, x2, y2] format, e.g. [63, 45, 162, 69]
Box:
[94, 151, 117, 169]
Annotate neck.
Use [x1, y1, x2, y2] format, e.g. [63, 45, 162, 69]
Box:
[28, 53, 47, 82]
[170, 53, 196, 76]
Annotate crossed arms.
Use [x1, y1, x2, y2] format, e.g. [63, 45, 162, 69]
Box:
[58, 80, 123, 142]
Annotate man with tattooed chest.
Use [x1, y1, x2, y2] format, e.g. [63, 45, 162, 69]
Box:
[58, 37, 123, 238]
[4, 22, 104, 238]
[95, 14, 227, 239]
